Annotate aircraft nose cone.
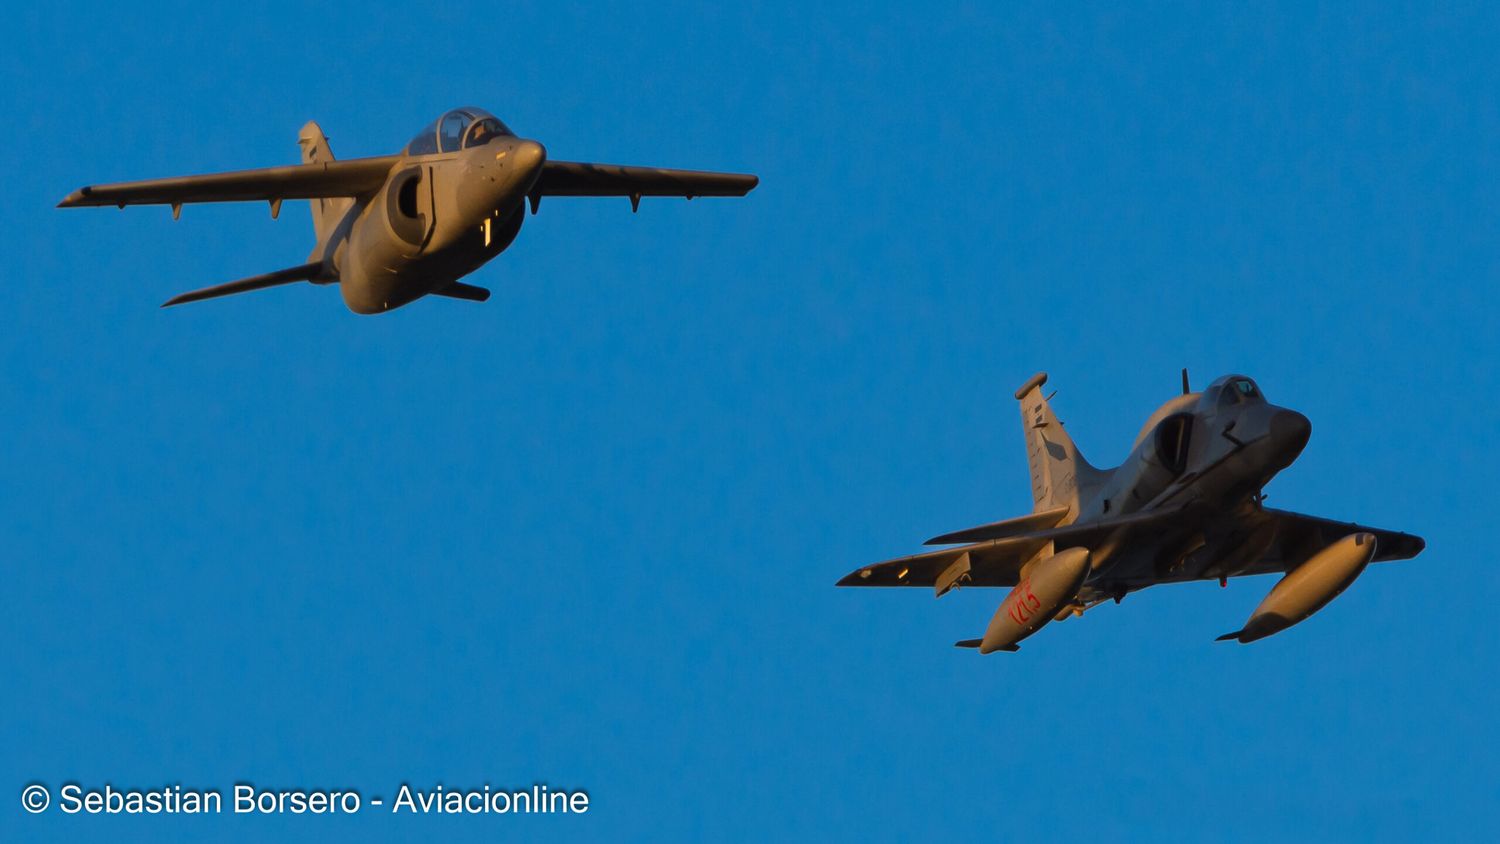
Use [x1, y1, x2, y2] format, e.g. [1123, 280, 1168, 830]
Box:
[514, 139, 546, 170]
[1268, 409, 1311, 465]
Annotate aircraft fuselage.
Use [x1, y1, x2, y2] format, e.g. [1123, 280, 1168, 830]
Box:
[318, 136, 546, 313]
[840, 372, 1424, 651]
[1070, 377, 1312, 589]
[59, 105, 757, 312]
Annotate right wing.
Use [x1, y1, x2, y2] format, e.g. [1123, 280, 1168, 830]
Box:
[923, 506, 1071, 545]
[58, 155, 401, 208]
[837, 542, 1032, 589]
[838, 508, 1185, 588]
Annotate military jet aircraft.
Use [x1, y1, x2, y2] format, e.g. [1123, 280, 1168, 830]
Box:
[58, 107, 758, 313]
[838, 372, 1424, 652]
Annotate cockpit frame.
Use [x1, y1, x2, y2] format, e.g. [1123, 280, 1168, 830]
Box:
[1204, 375, 1266, 411]
[405, 107, 513, 157]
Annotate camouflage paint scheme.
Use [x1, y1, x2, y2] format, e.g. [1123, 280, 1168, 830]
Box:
[60, 107, 757, 313]
[837, 372, 1424, 653]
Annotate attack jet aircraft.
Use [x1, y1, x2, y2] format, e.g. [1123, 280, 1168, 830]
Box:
[58, 107, 757, 313]
[838, 372, 1424, 652]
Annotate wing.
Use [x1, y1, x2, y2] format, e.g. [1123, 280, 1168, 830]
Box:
[1207, 507, 1425, 579]
[923, 506, 1075, 545]
[838, 508, 1185, 588]
[836, 541, 1034, 588]
[58, 155, 401, 208]
[532, 160, 758, 199]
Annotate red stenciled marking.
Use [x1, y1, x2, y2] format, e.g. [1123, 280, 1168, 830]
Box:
[1006, 578, 1042, 626]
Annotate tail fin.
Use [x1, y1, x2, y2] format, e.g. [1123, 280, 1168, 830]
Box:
[297, 121, 353, 247]
[1015, 373, 1108, 517]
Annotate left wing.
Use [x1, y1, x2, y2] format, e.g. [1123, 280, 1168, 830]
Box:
[1219, 508, 1425, 578]
[58, 155, 401, 208]
[532, 160, 758, 200]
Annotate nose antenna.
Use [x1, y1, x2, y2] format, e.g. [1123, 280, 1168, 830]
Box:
[1181, 368, 1190, 395]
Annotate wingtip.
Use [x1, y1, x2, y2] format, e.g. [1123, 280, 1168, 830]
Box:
[722, 173, 758, 195]
[1215, 631, 1243, 643]
[835, 565, 878, 587]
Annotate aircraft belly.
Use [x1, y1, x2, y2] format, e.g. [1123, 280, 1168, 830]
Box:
[1078, 520, 1212, 590]
[337, 261, 428, 314]
[1083, 546, 1163, 589]
[340, 215, 509, 313]
[429, 238, 504, 282]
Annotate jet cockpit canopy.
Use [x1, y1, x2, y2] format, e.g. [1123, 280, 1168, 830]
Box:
[1202, 375, 1266, 411]
[405, 108, 513, 156]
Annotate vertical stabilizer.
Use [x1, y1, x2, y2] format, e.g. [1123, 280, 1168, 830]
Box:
[1015, 373, 1107, 518]
[297, 121, 353, 248]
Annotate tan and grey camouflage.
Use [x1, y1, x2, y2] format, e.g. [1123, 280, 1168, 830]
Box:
[59, 107, 757, 313]
[838, 371, 1424, 652]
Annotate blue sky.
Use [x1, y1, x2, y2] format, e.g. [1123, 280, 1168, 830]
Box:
[3, 2, 1497, 841]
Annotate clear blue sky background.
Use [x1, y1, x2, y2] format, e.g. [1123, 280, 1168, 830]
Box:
[3, 2, 1497, 841]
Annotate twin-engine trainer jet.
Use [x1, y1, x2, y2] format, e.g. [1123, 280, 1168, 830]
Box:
[59, 107, 758, 313]
[838, 372, 1424, 652]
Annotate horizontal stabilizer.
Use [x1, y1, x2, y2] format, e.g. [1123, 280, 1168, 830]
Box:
[955, 638, 1018, 652]
[162, 262, 323, 308]
[431, 282, 491, 303]
[925, 506, 1071, 545]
